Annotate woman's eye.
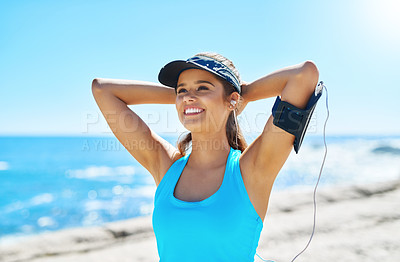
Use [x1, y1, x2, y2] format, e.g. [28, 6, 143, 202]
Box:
[177, 86, 208, 94]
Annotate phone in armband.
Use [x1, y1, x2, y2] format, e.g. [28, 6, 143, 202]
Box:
[271, 81, 324, 154]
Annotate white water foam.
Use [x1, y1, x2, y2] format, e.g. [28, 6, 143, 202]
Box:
[65, 165, 136, 182]
[0, 161, 9, 171]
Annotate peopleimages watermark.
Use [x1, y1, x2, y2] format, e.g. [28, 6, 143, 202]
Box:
[81, 138, 166, 151]
[80, 110, 319, 151]
[81, 137, 252, 151]
[81, 110, 319, 135]
[82, 110, 181, 134]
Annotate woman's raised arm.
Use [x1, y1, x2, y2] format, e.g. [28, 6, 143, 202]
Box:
[92, 78, 176, 105]
[240, 61, 319, 183]
[242, 60, 319, 103]
[91, 78, 179, 186]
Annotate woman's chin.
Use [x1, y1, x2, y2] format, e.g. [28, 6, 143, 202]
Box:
[183, 125, 202, 133]
[182, 121, 205, 133]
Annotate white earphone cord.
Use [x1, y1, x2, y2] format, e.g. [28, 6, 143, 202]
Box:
[233, 109, 238, 148]
[256, 83, 329, 262]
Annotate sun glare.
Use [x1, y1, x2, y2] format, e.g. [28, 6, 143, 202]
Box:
[360, 0, 400, 45]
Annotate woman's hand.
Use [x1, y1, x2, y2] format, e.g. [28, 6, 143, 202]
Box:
[237, 81, 249, 115]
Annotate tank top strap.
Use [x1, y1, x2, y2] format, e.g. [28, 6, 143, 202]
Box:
[229, 148, 242, 181]
[220, 148, 243, 196]
[154, 152, 191, 204]
[229, 149, 249, 201]
[229, 148, 263, 223]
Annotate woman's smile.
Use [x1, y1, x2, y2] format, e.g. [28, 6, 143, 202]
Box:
[184, 107, 205, 116]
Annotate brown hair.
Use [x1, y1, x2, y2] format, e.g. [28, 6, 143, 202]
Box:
[176, 52, 248, 156]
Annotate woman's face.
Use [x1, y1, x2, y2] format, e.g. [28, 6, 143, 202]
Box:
[176, 69, 230, 134]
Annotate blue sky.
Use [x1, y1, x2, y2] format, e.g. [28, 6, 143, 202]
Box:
[1, 0, 399, 136]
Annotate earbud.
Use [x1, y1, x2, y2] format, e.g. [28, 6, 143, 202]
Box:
[230, 100, 237, 106]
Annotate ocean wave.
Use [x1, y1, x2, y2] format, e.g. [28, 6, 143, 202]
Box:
[0, 161, 9, 171]
[30, 193, 54, 206]
[37, 216, 57, 228]
[277, 138, 400, 189]
[65, 165, 136, 181]
[2, 193, 54, 214]
[372, 146, 400, 155]
[85, 185, 155, 203]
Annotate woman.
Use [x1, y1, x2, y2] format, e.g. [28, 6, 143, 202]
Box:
[91, 52, 319, 261]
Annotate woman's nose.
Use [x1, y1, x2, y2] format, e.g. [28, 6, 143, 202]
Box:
[182, 92, 196, 103]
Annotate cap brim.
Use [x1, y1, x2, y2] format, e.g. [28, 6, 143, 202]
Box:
[158, 60, 210, 88]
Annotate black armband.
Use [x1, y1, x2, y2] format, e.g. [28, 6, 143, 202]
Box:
[271, 81, 324, 154]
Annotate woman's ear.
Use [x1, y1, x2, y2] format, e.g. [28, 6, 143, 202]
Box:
[230, 92, 240, 104]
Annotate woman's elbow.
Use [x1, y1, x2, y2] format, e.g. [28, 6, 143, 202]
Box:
[300, 60, 319, 86]
[91, 78, 104, 95]
[295, 60, 319, 92]
[92, 78, 101, 89]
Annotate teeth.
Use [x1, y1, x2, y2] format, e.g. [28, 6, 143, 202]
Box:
[185, 108, 203, 114]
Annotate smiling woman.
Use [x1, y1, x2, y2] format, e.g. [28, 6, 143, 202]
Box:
[92, 51, 320, 262]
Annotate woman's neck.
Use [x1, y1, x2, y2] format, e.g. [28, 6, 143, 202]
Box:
[188, 131, 231, 169]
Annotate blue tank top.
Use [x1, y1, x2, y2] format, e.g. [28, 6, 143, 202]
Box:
[152, 147, 263, 262]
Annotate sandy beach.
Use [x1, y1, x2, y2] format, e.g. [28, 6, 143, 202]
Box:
[1, 179, 399, 262]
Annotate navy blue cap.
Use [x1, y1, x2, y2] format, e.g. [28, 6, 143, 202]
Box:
[158, 55, 241, 94]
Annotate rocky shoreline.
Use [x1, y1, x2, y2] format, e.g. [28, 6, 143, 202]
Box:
[1, 179, 399, 262]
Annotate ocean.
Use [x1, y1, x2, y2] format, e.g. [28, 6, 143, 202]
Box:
[1, 135, 399, 239]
